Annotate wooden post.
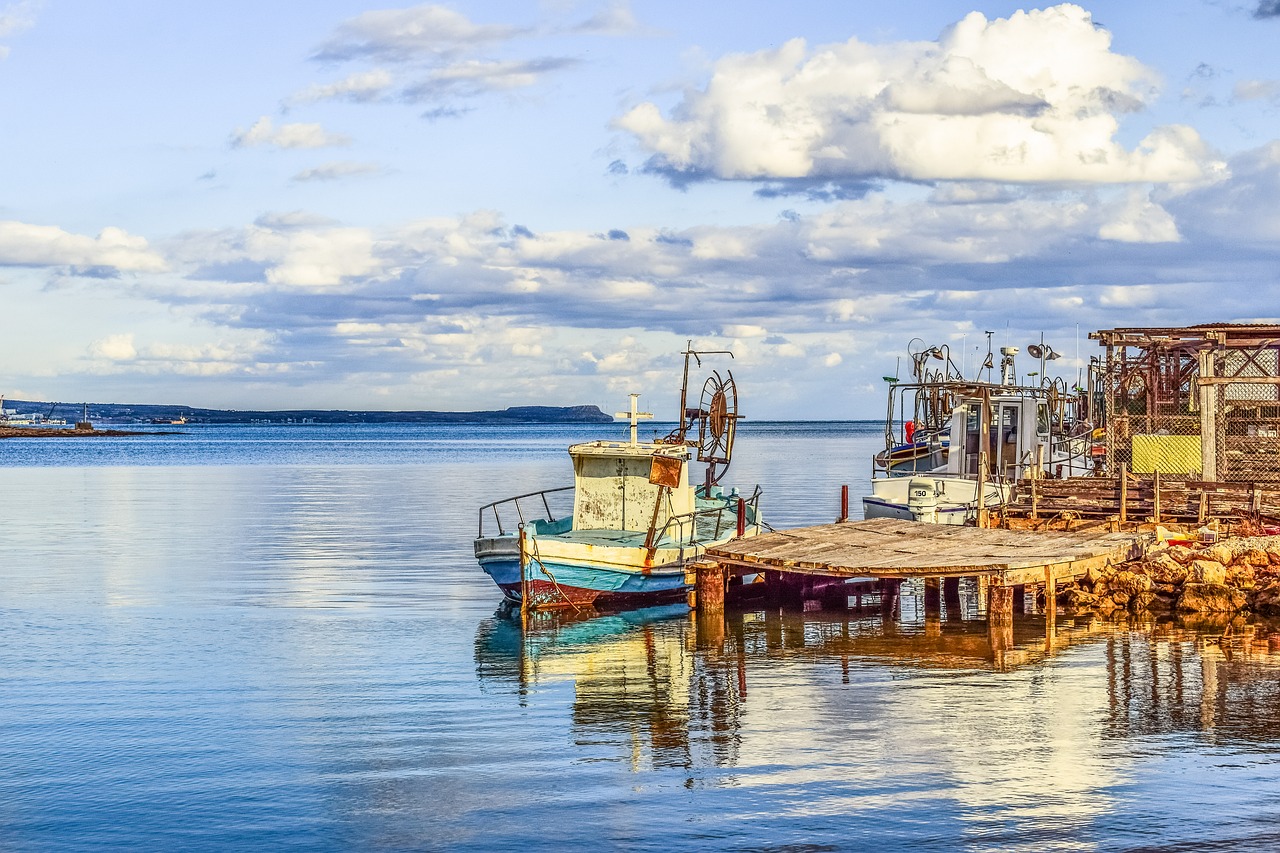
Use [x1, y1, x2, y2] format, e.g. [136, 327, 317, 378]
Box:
[694, 559, 726, 613]
[1153, 470, 1161, 524]
[840, 485, 849, 522]
[1119, 464, 1128, 524]
[987, 580, 1014, 653]
[519, 526, 529, 627]
[923, 577, 941, 616]
[1198, 489, 1208, 524]
[736, 497, 746, 537]
[943, 576, 962, 621]
[975, 451, 989, 528]
[1012, 584, 1026, 614]
[1198, 348, 1217, 481]
[1043, 567, 1056, 615]
[1031, 476, 1039, 520]
[880, 579, 900, 618]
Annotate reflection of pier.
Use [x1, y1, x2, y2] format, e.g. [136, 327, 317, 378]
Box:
[1103, 621, 1280, 744]
[700, 517, 1144, 659]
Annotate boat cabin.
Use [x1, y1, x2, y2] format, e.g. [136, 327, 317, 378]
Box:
[949, 393, 1051, 482]
[569, 441, 694, 533]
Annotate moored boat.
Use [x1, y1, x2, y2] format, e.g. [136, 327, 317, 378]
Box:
[474, 347, 763, 610]
[864, 339, 1096, 525]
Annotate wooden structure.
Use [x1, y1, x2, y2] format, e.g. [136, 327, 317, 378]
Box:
[1012, 473, 1280, 524]
[1091, 324, 1280, 483]
[693, 518, 1145, 641]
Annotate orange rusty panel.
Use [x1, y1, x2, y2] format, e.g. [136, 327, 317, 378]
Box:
[649, 455, 683, 488]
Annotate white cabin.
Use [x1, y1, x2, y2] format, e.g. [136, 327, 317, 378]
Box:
[569, 441, 694, 533]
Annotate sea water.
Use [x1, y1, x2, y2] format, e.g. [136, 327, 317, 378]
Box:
[2, 423, 1279, 851]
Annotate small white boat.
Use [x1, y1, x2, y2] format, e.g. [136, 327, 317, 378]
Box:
[864, 342, 1096, 525]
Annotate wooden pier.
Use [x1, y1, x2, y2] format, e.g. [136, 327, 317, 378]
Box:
[693, 518, 1147, 646]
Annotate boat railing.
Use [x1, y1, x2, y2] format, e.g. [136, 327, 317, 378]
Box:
[651, 486, 763, 556]
[477, 486, 574, 538]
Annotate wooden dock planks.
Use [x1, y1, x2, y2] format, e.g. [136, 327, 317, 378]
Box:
[705, 517, 1144, 586]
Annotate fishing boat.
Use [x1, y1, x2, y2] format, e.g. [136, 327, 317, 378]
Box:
[474, 346, 764, 610]
[864, 339, 1096, 524]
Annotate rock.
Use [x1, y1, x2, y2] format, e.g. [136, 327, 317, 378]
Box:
[1061, 588, 1099, 610]
[1129, 591, 1158, 612]
[1227, 565, 1257, 590]
[1148, 592, 1176, 613]
[1093, 580, 1110, 596]
[1110, 570, 1154, 596]
[1110, 591, 1131, 608]
[1177, 582, 1247, 613]
[1241, 548, 1271, 567]
[1168, 546, 1199, 565]
[1202, 543, 1236, 566]
[1147, 554, 1188, 585]
[1249, 580, 1280, 616]
[1187, 560, 1227, 585]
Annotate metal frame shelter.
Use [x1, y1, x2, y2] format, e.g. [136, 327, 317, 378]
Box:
[1090, 324, 1280, 483]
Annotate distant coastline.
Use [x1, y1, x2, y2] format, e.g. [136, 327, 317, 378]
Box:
[0, 400, 615, 426]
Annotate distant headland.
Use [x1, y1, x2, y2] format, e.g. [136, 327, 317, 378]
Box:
[0, 399, 615, 426]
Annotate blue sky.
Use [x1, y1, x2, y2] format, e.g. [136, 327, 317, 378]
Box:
[1, 1, 1278, 418]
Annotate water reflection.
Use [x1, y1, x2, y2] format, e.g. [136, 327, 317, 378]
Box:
[475, 604, 745, 772]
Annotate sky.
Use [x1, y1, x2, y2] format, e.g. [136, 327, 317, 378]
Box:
[1, 0, 1279, 419]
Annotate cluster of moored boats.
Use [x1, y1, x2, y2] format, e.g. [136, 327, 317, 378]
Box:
[474, 339, 1099, 612]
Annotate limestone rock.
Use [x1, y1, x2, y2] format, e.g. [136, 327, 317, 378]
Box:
[1147, 553, 1188, 585]
[1129, 591, 1158, 612]
[1227, 565, 1257, 590]
[1061, 588, 1099, 610]
[1168, 546, 1198, 565]
[1241, 548, 1271, 567]
[1110, 591, 1131, 608]
[1177, 582, 1247, 613]
[1249, 580, 1280, 616]
[1109, 570, 1154, 597]
[1186, 560, 1227, 585]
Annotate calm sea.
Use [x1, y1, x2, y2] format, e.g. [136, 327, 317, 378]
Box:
[2, 422, 1279, 851]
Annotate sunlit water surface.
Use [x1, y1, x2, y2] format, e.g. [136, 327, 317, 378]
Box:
[2, 423, 1280, 851]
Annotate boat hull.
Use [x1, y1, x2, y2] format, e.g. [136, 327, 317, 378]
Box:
[861, 476, 1009, 526]
[476, 542, 692, 610]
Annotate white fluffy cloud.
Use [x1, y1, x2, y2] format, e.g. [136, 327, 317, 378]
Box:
[230, 117, 351, 150]
[617, 4, 1222, 185]
[0, 221, 166, 271]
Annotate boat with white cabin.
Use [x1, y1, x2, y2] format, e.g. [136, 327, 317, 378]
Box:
[474, 347, 764, 610]
[864, 340, 1096, 525]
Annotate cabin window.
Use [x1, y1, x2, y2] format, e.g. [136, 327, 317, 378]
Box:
[1037, 403, 1050, 436]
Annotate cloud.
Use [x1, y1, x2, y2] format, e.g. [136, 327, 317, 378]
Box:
[1255, 1, 1280, 19]
[0, 221, 166, 271]
[289, 69, 395, 105]
[1234, 78, 1280, 103]
[0, 0, 37, 37]
[313, 4, 527, 63]
[89, 333, 137, 361]
[291, 161, 384, 182]
[615, 4, 1223, 186]
[571, 1, 648, 36]
[230, 117, 351, 150]
[402, 56, 578, 101]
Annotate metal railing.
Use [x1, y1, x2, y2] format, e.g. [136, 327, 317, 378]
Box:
[649, 486, 763, 557]
[477, 486, 573, 538]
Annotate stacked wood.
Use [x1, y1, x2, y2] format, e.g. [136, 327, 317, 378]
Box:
[1010, 476, 1280, 523]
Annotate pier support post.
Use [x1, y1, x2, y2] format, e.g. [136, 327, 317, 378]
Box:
[987, 580, 1014, 654]
[1012, 584, 1026, 614]
[694, 560, 726, 613]
[943, 576, 962, 620]
[923, 577, 942, 616]
[880, 579, 900, 619]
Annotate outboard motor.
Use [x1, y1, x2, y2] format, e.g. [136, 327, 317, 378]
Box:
[907, 478, 940, 523]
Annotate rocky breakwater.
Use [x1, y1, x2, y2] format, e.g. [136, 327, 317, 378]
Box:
[1061, 536, 1280, 616]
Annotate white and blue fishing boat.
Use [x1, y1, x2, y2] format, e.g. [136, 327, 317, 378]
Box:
[864, 340, 1097, 525]
[475, 348, 763, 610]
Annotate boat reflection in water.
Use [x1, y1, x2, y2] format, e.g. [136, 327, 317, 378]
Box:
[475, 603, 747, 772]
